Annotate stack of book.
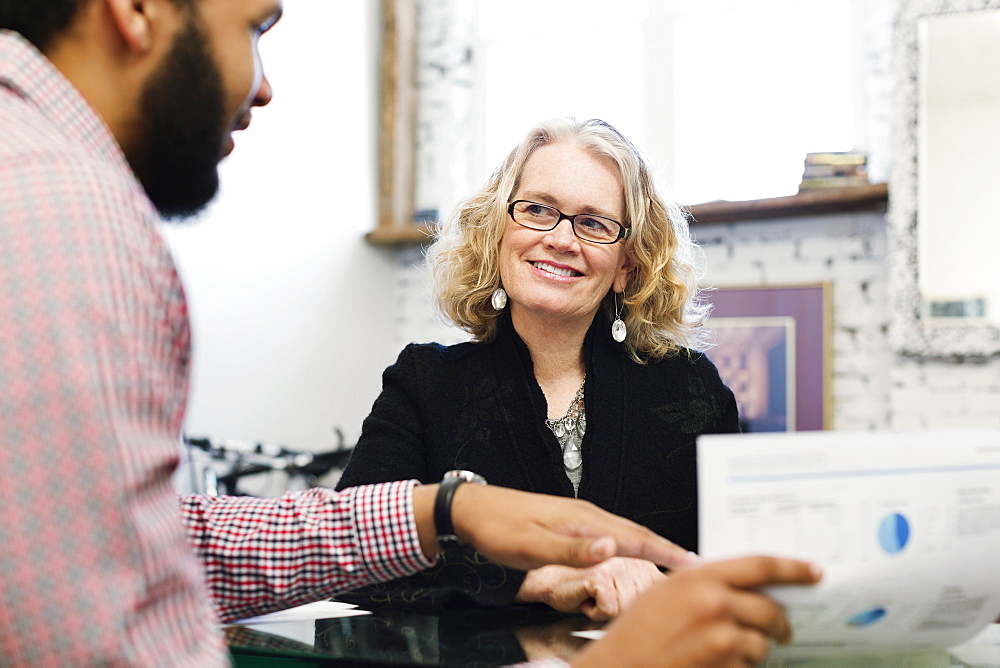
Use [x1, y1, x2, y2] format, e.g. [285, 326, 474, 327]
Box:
[798, 152, 869, 191]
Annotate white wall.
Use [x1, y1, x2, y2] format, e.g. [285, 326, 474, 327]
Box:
[161, 0, 399, 451]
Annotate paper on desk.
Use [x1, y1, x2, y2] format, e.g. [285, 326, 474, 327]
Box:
[698, 429, 1000, 655]
[226, 601, 371, 647]
[231, 600, 371, 625]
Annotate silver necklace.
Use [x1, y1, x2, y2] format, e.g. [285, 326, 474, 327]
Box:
[544, 377, 586, 470]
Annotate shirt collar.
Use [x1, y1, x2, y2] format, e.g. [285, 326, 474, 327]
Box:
[0, 29, 135, 177]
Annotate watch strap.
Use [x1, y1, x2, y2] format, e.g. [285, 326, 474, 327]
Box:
[433, 475, 464, 542]
[434, 470, 486, 545]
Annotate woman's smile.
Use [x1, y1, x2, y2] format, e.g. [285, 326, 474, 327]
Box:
[529, 260, 583, 279]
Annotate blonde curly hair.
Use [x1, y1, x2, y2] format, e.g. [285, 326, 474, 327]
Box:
[426, 117, 709, 362]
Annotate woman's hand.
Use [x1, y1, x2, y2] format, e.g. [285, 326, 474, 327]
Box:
[514, 557, 667, 621]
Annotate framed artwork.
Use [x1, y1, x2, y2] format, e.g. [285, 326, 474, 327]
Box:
[705, 284, 831, 432]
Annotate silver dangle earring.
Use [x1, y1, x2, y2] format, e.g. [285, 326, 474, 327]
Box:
[491, 286, 508, 310]
[611, 292, 627, 343]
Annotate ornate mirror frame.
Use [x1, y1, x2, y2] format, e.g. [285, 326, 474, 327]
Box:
[890, 0, 1000, 357]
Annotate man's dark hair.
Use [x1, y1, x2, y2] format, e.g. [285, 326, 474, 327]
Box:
[0, 1, 84, 52]
[0, 0, 194, 52]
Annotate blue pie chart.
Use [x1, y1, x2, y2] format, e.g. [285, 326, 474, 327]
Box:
[846, 606, 887, 628]
[878, 512, 910, 554]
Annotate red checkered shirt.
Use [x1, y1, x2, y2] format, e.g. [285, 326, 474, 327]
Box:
[0, 30, 433, 666]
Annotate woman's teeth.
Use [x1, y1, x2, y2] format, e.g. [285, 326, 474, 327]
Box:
[531, 261, 580, 277]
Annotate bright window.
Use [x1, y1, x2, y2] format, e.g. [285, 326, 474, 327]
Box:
[476, 0, 648, 179]
[474, 0, 854, 204]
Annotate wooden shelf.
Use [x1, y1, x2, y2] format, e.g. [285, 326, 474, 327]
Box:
[366, 184, 889, 246]
[365, 222, 437, 246]
[685, 183, 888, 224]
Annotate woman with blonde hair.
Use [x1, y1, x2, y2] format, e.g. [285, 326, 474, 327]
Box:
[338, 117, 738, 620]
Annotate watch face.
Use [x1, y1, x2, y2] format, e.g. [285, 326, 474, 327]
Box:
[443, 470, 486, 485]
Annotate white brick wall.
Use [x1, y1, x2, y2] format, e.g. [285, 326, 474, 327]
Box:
[393, 245, 469, 350]
[891, 357, 1000, 429]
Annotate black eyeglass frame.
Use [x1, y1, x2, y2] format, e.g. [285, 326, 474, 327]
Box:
[506, 200, 631, 244]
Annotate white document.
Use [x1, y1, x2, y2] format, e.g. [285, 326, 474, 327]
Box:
[228, 600, 372, 647]
[698, 429, 1000, 655]
[231, 600, 370, 625]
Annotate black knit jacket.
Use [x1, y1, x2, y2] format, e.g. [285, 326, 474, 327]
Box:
[335, 310, 739, 612]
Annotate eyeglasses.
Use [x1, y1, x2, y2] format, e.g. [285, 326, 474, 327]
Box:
[507, 200, 630, 245]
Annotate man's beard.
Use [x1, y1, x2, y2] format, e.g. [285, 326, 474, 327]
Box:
[133, 15, 228, 220]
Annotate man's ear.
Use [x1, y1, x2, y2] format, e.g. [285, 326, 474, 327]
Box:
[104, 0, 155, 53]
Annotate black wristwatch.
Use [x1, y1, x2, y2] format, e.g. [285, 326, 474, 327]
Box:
[434, 470, 487, 546]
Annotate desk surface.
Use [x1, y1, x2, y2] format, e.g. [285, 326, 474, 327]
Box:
[228, 605, 591, 667]
[227, 606, 1000, 667]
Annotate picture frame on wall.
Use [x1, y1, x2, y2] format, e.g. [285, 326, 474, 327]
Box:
[705, 284, 831, 432]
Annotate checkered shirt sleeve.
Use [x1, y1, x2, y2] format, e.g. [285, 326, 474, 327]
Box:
[180, 480, 435, 622]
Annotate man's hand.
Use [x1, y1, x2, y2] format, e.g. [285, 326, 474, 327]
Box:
[571, 556, 822, 668]
[412, 483, 699, 572]
[515, 557, 667, 621]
